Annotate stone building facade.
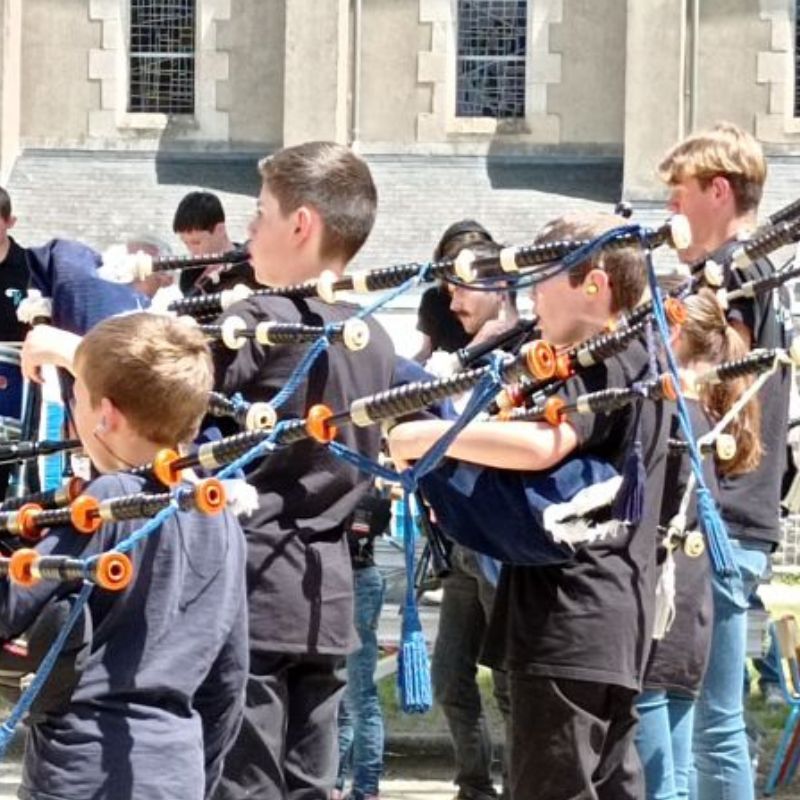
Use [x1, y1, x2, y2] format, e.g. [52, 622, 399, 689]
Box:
[0, 0, 798, 198]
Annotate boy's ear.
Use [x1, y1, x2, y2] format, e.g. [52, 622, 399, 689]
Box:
[583, 268, 609, 296]
[4, 215, 16, 229]
[292, 205, 314, 242]
[99, 397, 123, 432]
[710, 175, 732, 204]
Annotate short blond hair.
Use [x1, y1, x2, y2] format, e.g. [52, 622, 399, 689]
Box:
[658, 122, 767, 214]
[74, 313, 213, 447]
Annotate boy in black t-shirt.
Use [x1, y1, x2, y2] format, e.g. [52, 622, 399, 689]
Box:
[390, 214, 670, 800]
[659, 122, 791, 798]
[0, 187, 30, 343]
[173, 190, 259, 296]
[210, 142, 396, 800]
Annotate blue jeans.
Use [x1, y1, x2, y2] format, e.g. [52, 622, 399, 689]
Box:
[635, 690, 695, 800]
[744, 589, 780, 694]
[692, 539, 771, 800]
[337, 566, 385, 799]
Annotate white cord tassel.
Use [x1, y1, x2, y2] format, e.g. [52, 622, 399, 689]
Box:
[653, 546, 677, 640]
[222, 479, 259, 518]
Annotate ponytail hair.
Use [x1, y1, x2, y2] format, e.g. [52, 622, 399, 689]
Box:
[678, 289, 762, 475]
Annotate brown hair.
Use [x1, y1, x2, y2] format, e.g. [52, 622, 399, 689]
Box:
[678, 289, 762, 475]
[259, 141, 377, 265]
[434, 219, 495, 261]
[658, 122, 767, 215]
[0, 187, 11, 221]
[534, 213, 646, 313]
[74, 313, 213, 447]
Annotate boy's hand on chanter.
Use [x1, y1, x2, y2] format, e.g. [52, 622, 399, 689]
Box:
[21, 324, 81, 383]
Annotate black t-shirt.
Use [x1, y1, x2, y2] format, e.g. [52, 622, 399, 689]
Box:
[213, 295, 395, 656]
[416, 285, 470, 353]
[0, 237, 30, 342]
[346, 489, 392, 569]
[481, 339, 670, 690]
[716, 240, 792, 544]
[644, 402, 715, 697]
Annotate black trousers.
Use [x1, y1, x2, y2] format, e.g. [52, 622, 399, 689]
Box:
[215, 651, 347, 800]
[508, 674, 643, 800]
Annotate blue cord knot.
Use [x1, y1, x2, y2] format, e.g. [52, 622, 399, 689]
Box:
[487, 352, 506, 385]
[230, 392, 247, 413]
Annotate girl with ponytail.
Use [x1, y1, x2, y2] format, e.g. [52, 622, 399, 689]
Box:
[635, 287, 761, 800]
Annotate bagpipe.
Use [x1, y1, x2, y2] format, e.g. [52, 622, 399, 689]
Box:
[97, 243, 250, 285]
[2, 202, 799, 742]
[160, 216, 691, 319]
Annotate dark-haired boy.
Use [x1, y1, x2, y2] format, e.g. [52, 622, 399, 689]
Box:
[211, 142, 396, 800]
[9, 312, 248, 800]
[0, 186, 30, 343]
[173, 190, 258, 295]
[390, 213, 670, 800]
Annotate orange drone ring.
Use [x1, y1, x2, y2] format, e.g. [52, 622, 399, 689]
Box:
[17, 503, 44, 542]
[543, 396, 567, 427]
[306, 405, 337, 444]
[93, 552, 134, 592]
[525, 341, 557, 380]
[9, 548, 39, 587]
[664, 297, 688, 327]
[70, 495, 101, 534]
[555, 353, 574, 380]
[66, 476, 87, 503]
[195, 478, 227, 516]
[152, 448, 181, 487]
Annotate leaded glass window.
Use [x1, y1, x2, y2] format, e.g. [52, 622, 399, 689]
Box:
[129, 0, 195, 114]
[456, 0, 527, 118]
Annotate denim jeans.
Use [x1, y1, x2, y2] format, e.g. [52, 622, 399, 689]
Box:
[691, 538, 771, 800]
[336, 565, 385, 799]
[635, 690, 695, 800]
[744, 589, 781, 694]
[432, 545, 510, 800]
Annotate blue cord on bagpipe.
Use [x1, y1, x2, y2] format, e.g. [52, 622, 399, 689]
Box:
[640, 235, 738, 576]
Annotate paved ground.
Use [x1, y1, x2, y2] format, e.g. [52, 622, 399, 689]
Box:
[0, 762, 464, 800]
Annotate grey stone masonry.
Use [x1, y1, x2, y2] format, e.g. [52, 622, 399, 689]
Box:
[8, 149, 799, 272]
[7, 150, 627, 266]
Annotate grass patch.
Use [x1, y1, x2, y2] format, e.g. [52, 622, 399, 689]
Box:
[380, 666, 505, 738]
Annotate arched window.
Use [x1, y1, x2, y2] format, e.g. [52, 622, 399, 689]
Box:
[129, 0, 195, 114]
[456, 0, 527, 118]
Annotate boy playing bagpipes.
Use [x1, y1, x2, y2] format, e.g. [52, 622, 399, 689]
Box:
[7, 312, 248, 800]
[390, 213, 672, 800]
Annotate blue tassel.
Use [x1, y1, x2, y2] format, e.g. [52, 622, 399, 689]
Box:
[398, 610, 432, 714]
[613, 439, 646, 525]
[696, 486, 737, 576]
[397, 494, 432, 714]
